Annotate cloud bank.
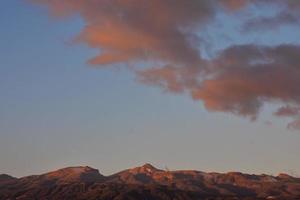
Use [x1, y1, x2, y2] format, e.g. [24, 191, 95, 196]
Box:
[32, 0, 300, 129]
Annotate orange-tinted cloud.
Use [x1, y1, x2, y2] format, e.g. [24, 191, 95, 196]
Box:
[274, 106, 300, 117]
[219, 0, 250, 11]
[32, 0, 300, 129]
[33, 0, 224, 68]
[192, 45, 300, 120]
[274, 105, 300, 130]
[141, 44, 300, 124]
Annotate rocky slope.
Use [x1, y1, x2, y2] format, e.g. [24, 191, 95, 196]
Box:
[0, 164, 300, 200]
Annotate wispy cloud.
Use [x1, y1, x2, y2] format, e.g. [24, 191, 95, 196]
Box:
[242, 12, 300, 32]
[274, 106, 300, 117]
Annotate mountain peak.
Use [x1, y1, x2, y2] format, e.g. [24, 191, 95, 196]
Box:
[278, 173, 294, 179]
[126, 163, 161, 175]
[141, 163, 157, 170]
[44, 166, 104, 183]
[46, 166, 96, 175]
[138, 163, 160, 173]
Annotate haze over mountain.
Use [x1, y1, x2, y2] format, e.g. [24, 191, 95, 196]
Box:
[1, 164, 299, 200]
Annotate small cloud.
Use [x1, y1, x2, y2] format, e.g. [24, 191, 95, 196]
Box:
[274, 106, 300, 117]
[287, 119, 300, 130]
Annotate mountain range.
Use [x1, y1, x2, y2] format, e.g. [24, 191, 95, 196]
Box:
[1, 164, 300, 200]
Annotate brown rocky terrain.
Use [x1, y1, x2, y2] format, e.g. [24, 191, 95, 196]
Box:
[1, 164, 300, 200]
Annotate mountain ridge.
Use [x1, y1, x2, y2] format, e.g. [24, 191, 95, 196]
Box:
[4, 164, 298, 179]
[1, 164, 300, 200]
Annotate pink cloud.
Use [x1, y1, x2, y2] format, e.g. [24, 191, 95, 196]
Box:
[32, 0, 300, 129]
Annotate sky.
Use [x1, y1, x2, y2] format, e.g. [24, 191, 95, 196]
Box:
[1, 0, 300, 177]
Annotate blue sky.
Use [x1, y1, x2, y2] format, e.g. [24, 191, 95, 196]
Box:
[1, 0, 300, 177]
